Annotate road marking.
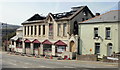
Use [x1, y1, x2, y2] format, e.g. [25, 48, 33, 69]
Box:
[64, 66, 74, 68]
[40, 66, 46, 67]
[23, 66, 28, 68]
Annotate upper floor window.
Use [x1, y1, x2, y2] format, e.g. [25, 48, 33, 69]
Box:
[49, 24, 53, 36]
[63, 23, 67, 36]
[43, 25, 45, 35]
[94, 28, 98, 38]
[82, 18, 85, 21]
[39, 25, 41, 35]
[28, 26, 29, 35]
[24, 26, 26, 36]
[106, 27, 111, 39]
[31, 26, 33, 35]
[34, 25, 37, 35]
[57, 24, 61, 36]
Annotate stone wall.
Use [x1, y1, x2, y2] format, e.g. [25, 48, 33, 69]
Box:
[76, 54, 97, 61]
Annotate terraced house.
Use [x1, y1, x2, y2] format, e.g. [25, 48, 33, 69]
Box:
[78, 10, 120, 58]
[21, 6, 94, 59]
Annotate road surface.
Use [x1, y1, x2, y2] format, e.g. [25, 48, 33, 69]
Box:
[1, 52, 119, 70]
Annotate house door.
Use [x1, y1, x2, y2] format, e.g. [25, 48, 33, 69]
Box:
[107, 43, 112, 56]
[70, 41, 76, 52]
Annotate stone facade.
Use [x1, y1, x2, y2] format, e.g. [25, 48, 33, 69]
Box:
[21, 6, 94, 59]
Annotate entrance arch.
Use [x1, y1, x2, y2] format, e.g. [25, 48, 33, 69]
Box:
[70, 41, 76, 52]
[107, 43, 113, 56]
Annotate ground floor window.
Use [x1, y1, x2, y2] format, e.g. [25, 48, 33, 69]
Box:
[95, 43, 100, 55]
[33, 43, 40, 49]
[16, 42, 22, 48]
[43, 44, 52, 52]
[25, 43, 30, 48]
[56, 46, 66, 53]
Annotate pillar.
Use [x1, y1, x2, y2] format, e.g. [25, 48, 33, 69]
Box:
[52, 45, 55, 56]
[37, 25, 39, 37]
[75, 35, 79, 54]
[14, 41, 16, 52]
[40, 44, 43, 55]
[22, 41, 25, 53]
[30, 43, 33, 55]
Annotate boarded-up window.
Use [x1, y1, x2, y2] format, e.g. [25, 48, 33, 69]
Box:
[57, 24, 61, 36]
[63, 23, 67, 36]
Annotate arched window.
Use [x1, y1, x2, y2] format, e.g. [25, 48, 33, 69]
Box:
[73, 21, 78, 35]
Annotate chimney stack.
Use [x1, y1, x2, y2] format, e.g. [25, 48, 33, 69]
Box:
[96, 13, 100, 16]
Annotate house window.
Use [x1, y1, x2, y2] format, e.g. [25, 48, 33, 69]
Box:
[57, 24, 61, 36]
[31, 26, 33, 35]
[39, 25, 41, 35]
[24, 26, 26, 35]
[49, 24, 53, 36]
[28, 26, 29, 35]
[34, 25, 37, 35]
[43, 44, 52, 52]
[106, 27, 111, 39]
[82, 18, 85, 21]
[43, 25, 45, 35]
[94, 28, 98, 38]
[56, 46, 66, 53]
[95, 43, 100, 55]
[12, 41, 14, 45]
[63, 23, 67, 36]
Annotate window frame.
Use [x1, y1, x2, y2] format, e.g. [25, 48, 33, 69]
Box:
[56, 46, 66, 53]
[105, 27, 111, 40]
[39, 25, 41, 35]
[94, 27, 99, 38]
[63, 23, 67, 36]
[43, 25, 45, 35]
[57, 24, 61, 36]
[95, 43, 100, 55]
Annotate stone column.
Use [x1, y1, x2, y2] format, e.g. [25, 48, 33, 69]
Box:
[22, 41, 25, 54]
[61, 24, 63, 37]
[52, 45, 55, 56]
[41, 25, 43, 36]
[14, 41, 16, 52]
[33, 25, 35, 37]
[30, 43, 33, 55]
[37, 25, 39, 37]
[40, 44, 43, 55]
[75, 35, 79, 54]
[29, 26, 31, 36]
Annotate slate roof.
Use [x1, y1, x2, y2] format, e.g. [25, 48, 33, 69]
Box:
[11, 33, 23, 41]
[22, 6, 94, 24]
[27, 14, 46, 21]
[79, 10, 119, 24]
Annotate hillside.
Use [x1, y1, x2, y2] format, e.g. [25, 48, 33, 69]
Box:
[0, 22, 21, 41]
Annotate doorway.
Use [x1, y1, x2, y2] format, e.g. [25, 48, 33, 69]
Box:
[107, 43, 113, 56]
[70, 41, 76, 52]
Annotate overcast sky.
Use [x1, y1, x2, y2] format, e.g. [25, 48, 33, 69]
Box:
[0, 0, 119, 25]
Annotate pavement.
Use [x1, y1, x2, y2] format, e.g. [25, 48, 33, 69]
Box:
[0, 51, 119, 70]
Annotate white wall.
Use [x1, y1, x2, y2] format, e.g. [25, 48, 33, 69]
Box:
[79, 22, 119, 57]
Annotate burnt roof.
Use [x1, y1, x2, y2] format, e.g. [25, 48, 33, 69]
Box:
[51, 6, 85, 20]
[27, 14, 46, 21]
